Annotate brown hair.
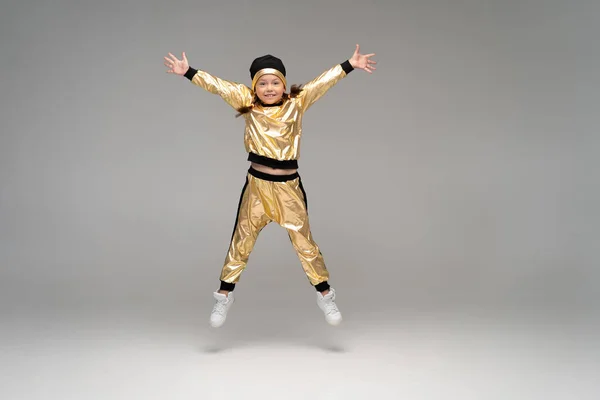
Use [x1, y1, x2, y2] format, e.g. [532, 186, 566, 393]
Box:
[235, 84, 303, 118]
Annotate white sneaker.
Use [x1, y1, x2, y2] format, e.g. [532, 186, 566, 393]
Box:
[316, 288, 342, 326]
[210, 291, 235, 328]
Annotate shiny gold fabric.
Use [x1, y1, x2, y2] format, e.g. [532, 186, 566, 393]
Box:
[190, 64, 348, 161]
[220, 171, 329, 286]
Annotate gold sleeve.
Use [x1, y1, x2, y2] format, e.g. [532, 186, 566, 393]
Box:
[189, 69, 253, 110]
[296, 64, 348, 112]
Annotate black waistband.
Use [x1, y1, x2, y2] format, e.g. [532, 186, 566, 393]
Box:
[248, 167, 299, 182]
[247, 152, 298, 169]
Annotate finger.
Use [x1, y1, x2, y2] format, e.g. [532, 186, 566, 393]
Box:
[365, 53, 376, 58]
[354, 43, 360, 55]
[183, 51, 188, 62]
[368, 59, 377, 64]
[168, 52, 179, 62]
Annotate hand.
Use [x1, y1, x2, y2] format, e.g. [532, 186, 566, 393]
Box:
[164, 52, 189, 76]
[349, 44, 376, 73]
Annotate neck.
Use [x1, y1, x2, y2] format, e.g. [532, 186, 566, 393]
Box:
[258, 99, 284, 107]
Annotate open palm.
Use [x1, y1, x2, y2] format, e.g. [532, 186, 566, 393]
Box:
[349, 44, 376, 73]
[164, 52, 189, 75]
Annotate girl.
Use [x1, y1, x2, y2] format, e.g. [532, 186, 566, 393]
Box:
[163, 45, 376, 328]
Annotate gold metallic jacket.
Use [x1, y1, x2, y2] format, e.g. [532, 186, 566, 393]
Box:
[186, 61, 353, 166]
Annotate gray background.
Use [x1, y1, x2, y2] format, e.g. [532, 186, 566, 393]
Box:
[1, 0, 599, 398]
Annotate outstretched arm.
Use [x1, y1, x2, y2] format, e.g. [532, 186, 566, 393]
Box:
[297, 44, 376, 111]
[164, 52, 252, 111]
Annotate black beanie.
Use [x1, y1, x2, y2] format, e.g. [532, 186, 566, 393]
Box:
[249, 54, 286, 79]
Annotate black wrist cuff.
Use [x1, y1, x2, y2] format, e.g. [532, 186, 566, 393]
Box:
[184, 67, 198, 80]
[341, 60, 354, 74]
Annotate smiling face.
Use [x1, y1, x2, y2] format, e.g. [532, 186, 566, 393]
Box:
[254, 74, 285, 105]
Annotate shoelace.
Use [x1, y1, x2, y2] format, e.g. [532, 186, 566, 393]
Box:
[212, 300, 228, 316]
[323, 298, 339, 315]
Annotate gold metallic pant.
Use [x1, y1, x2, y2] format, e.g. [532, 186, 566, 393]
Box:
[220, 167, 329, 286]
